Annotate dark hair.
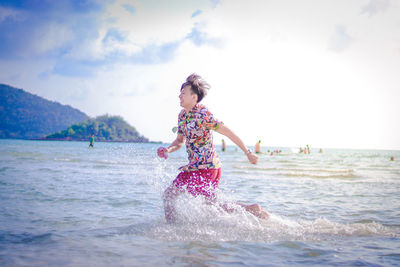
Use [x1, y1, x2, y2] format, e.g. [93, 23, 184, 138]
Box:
[180, 73, 210, 103]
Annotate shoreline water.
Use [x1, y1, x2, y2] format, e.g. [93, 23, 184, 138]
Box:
[0, 139, 399, 266]
[0, 138, 162, 144]
[2, 138, 399, 152]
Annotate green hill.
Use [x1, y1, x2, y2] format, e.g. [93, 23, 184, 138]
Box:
[0, 84, 89, 139]
[44, 115, 149, 142]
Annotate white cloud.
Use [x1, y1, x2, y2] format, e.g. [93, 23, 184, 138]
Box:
[101, 0, 211, 48]
[59, 0, 216, 63]
[30, 22, 75, 55]
[329, 25, 352, 52]
[361, 0, 390, 16]
[0, 6, 20, 23]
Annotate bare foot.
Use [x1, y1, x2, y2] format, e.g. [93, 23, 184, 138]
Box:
[244, 204, 269, 219]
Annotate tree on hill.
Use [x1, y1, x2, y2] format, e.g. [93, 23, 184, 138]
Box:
[0, 84, 89, 139]
[45, 115, 149, 142]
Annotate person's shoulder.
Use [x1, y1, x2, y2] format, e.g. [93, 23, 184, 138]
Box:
[196, 104, 211, 114]
[178, 109, 189, 122]
[197, 103, 207, 110]
[178, 109, 186, 117]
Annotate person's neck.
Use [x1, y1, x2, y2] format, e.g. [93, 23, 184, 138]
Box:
[184, 103, 197, 112]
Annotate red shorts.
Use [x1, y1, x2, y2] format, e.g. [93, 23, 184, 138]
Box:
[172, 168, 221, 201]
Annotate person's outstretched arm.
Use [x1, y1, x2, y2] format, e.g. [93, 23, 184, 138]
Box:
[157, 134, 185, 159]
[216, 125, 258, 164]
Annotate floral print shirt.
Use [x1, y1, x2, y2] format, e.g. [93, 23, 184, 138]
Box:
[177, 104, 223, 172]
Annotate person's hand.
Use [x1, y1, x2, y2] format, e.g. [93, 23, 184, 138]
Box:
[247, 152, 258, 164]
[157, 147, 169, 159]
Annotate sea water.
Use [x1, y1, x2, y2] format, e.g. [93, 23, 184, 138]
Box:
[0, 139, 399, 266]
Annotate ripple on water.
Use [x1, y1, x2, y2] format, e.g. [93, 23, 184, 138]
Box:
[279, 172, 359, 179]
[0, 231, 54, 245]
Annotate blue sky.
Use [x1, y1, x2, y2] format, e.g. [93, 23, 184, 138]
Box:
[1, 0, 399, 150]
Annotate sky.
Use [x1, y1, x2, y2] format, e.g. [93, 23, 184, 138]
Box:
[0, 0, 399, 150]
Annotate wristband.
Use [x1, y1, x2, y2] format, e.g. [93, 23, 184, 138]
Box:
[245, 148, 252, 155]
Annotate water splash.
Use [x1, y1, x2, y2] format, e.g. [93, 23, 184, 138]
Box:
[110, 192, 399, 243]
[142, 160, 400, 243]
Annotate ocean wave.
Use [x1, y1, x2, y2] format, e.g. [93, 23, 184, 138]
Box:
[53, 157, 83, 163]
[232, 166, 358, 179]
[0, 231, 54, 245]
[278, 172, 359, 179]
[51, 157, 141, 167]
[233, 165, 355, 174]
[0, 166, 13, 173]
[8, 152, 43, 158]
[108, 199, 142, 208]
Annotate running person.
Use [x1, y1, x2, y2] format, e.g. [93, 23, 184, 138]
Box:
[157, 74, 269, 223]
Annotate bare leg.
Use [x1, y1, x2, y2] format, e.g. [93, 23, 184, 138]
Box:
[240, 203, 269, 219]
[163, 185, 182, 223]
[220, 202, 269, 219]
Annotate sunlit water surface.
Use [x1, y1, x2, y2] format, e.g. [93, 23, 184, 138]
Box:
[0, 140, 399, 266]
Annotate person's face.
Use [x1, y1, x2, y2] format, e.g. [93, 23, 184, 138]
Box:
[179, 85, 197, 110]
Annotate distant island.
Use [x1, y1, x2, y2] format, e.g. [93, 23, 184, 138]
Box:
[44, 115, 149, 142]
[0, 84, 89, 139]
[0, 84, 150, 142]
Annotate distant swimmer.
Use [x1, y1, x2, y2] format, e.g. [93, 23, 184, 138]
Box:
[390, 156, 394, 161]
[89, 134, 94, 148]
[222, 139, 226, 152]
[255, 140, 261, 153]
